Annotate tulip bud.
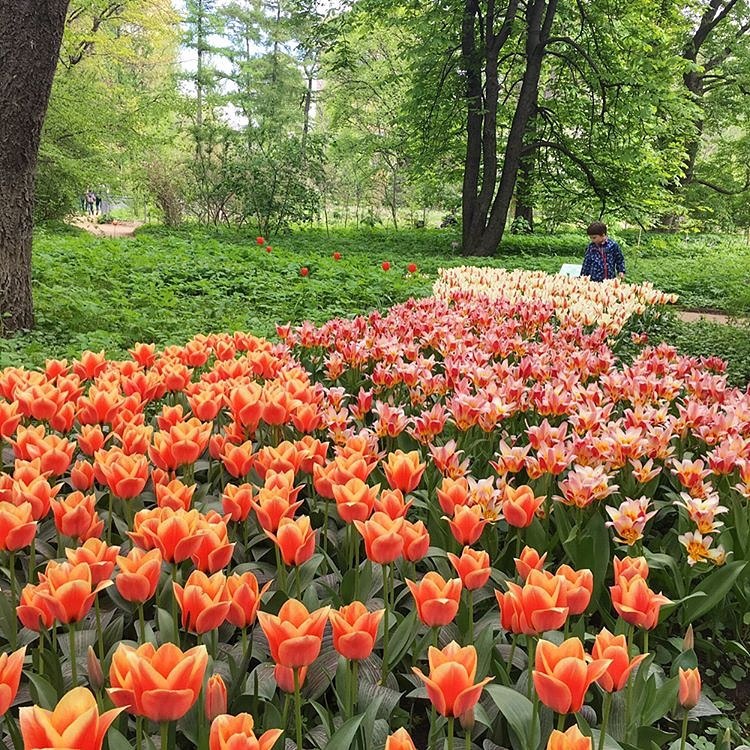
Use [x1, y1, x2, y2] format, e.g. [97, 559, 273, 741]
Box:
[87, 646, 104, 691]
[678, 667, 701, 710]
[459, 706, 474, 732]
[204, 674, 227, 721]
[682, 624, 694, 652]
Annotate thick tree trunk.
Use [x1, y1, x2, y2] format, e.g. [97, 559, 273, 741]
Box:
[0, 0, 70, 335]
[514, 148, 535, 231]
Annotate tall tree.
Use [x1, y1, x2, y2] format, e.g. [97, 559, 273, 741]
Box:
[0, 0, 70, 335]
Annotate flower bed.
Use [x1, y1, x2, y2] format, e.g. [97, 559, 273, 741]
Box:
[0, 271, 747, 750]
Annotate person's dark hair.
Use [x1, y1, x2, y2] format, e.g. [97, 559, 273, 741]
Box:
[587, 221, 607, 236]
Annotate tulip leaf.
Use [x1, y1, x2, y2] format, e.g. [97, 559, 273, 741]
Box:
[589, 729, 625, 750]
[324, 713, 365, 750]
[680, 561, 748, 625]
[0, 590, 18, 648]
[485, 684, 540, 750]
[157, 607, 179, 645]
[107, 728, 135, 750]
[386, 609, 418, 670]
[27, 671, 59, 709]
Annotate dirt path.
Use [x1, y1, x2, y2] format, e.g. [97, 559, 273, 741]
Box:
[70, 216, 143, 238]
[677, 309, 748, 326]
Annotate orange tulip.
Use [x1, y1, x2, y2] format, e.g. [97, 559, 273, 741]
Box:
[257, 598, 330, 669]
[51, 492, 103, 541]
[38, 561, 112, 624]
[12, 474, 62, 520]
[0, 646, 26, 714]
[613, 555, 649, 581]
[546, 726, 593, 750]
[221, 440, 255, 478]
[266, 515, 316, 567]
[412, 641, 492, 718]
[222, 483, 254, 522]
[129, 507, 206, 564]
[94, 448, 148, 499]
[445, 503, 487, 545]
[679, 667, 701, 709]
[16, 581, 55, 631]
[447, 547, 491, 590]
[191, 511, 235, 573]
[20, 686, 122, 750]
[406, 572, 462, 627]
[204, 674, 228, 721]
[155, 479, 196, 511]
[332, 477, 379, 523]
[533, 638, 611, 714]
[514, 546, 547, 581]
[77, 425, 107, 456]
[115, 548, 163, 604]
[250, 487, 303, 533]
[209, 713, 283, 750]
[496, 569, 569, 635]
[0, 399, 22, 438]
[273, 664, 308, 693]
[353, 512, 404, 564]
[437, 476, 470, 515]
[502, 485, 545, 528]
[168, 417, 213, 466]
[556, 565, 593, 615]
[329, 601, 384, 660]
[400, 519, 430, 562]
[0, 501, 37, 551]
[610, 574, 670, 630]
[254, 441, 303, 479]
[592, 628, 648, 692]
[382, 450, 426, 493]
[108, 642, 153, 711]
[70, 460, 95, 491]
[225, 571, 271, 629]
[173, 570, 230, 634]
[65, 539, 119, 585]
[375, 488, 412, 519]
[227, 383, 264, 430]
[126, 642, 208, 721]
[385, 728, 418, 750]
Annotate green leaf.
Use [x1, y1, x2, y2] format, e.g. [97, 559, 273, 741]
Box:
[641, 675, 679, 725]
[385, 609, 418, 670]
[107, 727, 135, 750]
[324, 713, 366, 750]
[680, 561, 748, 624]
[27, 671, 59, 709]
[485, 684, 540, 750]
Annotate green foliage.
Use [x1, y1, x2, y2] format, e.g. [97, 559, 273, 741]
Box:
[2, 225, 749, 388]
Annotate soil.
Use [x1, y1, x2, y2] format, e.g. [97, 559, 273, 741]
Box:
[676, 309, 749, 326]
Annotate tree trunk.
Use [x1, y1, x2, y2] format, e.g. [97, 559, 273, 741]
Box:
[0, 0, 70, 335]
[514, 150, 535, 231]
[461, 0, 556, 256]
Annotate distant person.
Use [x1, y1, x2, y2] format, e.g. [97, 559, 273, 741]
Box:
[85, 190, 96, 216]
[581, 221, 625, 281]
[95, 193, 102, 215]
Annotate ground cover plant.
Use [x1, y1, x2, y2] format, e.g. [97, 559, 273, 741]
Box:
[2, 225, 750, 385]
[0, 270, 749, 750]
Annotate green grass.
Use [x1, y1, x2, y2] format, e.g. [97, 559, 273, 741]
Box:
[1, 224, 748, 385]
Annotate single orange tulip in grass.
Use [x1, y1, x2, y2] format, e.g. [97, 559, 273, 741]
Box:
[354, 512, 404, 564]
[406, 571, 462, 627]
[226, 571, 271, 629]
[0, 500, 37, 551]
[205, 674, 228, 721]
[679, 667, 701, 709]
[20, 686, 123, 750]
[502, 484, 545, 528]
[37, 560, 112, 624]
[173, 570, 231, 634]
[533, 637, 611, 714]
[412, 641, 492, 718]
[610, 574, 670, 630]
[447, 546, 491, 590]
[115, 547, 163, 604]
[382, 450, 426, 493]
[592, 628, 648, 692]
[258, 598, 330, 669]
[209, 713, 283, 750]
[556, 564, 593, 615]
[546, 726, 592, 750]
[51, 491, 103, 541]
[514, 546, 547, 581]
[496, 568, 569, 635]
[385, 727, 418, 750]
[0, 646, 26, 715]
[265, 515, 316, 567]
[110, 642, 208, 721]
[329, 601, 384, 660]
[332, 477, 379, 523]
[445, 503, 487, 545]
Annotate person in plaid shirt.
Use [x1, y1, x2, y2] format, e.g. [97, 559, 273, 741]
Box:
[581, 221, 625, 281]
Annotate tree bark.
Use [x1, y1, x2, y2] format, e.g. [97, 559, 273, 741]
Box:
[461, 0, 556, 256]
[514, 151, 535, 230]
[0, 0, 70, 335]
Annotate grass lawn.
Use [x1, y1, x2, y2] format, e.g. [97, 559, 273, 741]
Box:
[2, 223, 749, 385]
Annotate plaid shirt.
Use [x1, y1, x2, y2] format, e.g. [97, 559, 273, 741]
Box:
[581, 238, 625, 281]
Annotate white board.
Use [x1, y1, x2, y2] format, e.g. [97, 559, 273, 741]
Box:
[559, 264, 582, 277]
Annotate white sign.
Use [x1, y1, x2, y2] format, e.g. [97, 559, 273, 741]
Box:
[559, 264, 582, 277]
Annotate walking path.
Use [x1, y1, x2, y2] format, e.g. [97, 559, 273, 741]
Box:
[676, 309, 748, 327]
[70, 216, 143, 238]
